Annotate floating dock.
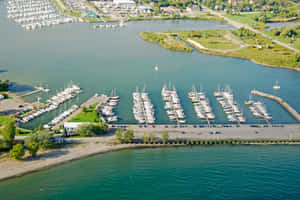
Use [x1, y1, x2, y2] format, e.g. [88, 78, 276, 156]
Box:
[251, 90, 300, 123]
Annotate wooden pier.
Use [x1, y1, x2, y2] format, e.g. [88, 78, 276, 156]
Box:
[251, 90, 300, 123]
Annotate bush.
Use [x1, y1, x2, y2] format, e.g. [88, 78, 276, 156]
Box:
[26, 141, 39, 157]
[1, 121, 16, 149]
[10, 144, 25, 160]
[77, 122, 108, 137]
[123, 130, 134, 143]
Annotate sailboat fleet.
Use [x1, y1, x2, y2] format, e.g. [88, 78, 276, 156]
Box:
[101, 89, 119, 123]
[6, 0, 77, 30]
[48, 105, 79, 127]
[162, 84, 186, 123]
[16, 81, 281, 125]
[189, 86, 215, 120]
[132, 87, 155, 124]
[245, 96, 272, 120]
[214, 85, 246, 123]
[93, 21, 127, 29]
[20, 84, 82, 123]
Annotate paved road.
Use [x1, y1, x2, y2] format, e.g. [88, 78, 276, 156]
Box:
[12, 124, 300, 142]
[205, 7, 300, 53]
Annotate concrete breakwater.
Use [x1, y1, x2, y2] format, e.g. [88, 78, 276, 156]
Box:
[251, 90, 300, 123]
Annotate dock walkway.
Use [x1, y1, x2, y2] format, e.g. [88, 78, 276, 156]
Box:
[251, 90, 300, 123]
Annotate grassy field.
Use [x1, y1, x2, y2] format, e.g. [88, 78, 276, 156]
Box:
[177, 30, 241, 50]
[140, 32, 193, 52]
[140, 29, 300, 69]
[0, 116, 13, 127]
[225, 13, 269, 29]
[69, 105, 99, 123]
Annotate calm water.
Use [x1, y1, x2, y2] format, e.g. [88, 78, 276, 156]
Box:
[1, 145, 300, 200]
[0, 0, 300, 128]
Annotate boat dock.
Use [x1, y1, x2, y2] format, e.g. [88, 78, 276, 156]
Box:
[20, 89, 42, 97]
[52, 94, 109, 129]
[251, 90, 300, 123]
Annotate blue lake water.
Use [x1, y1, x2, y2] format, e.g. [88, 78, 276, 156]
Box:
[0, 0, 299, 128]
[1, 145, 300, 200]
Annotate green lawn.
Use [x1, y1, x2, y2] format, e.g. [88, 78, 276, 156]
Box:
[0, 116, 13, 127]
[69, 107, 99, 123]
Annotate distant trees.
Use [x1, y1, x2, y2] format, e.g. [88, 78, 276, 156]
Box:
[0, 80, 9, 92]
[237, 27, 256, 37]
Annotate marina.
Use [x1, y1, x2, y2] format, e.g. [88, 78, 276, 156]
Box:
[132, 87, 155, 124]
[100, 89, 119, 123]
[19, 84, 82, 123]
[214, 85, 246, 123]
[93, 21, 126, 29]
[189, 85, 215, 125]
[6, 0, 77, 30]
[45, 104, 79, 128]
[245, 96, 272, 123]
[162, 83, 186, 124]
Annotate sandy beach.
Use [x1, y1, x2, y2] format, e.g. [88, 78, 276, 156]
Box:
[1, 124, 300, 182]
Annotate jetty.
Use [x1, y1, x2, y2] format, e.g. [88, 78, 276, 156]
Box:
[251, 90, 300, 123]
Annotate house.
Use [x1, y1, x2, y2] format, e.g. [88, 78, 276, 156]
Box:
[113, 0, 136, 7]
[138, 5, 153, 14]
[160, 6, 180, 14]
[186, 5, 201, 12]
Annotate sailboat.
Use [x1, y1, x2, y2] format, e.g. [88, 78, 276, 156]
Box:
[154, 64, 159, 71]
[245, 94, 254, 106]
[273, 80, 280, 90]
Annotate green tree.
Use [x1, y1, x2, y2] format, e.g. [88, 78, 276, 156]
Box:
[162, 131, 169, 144]
[82, 106, 87, 113]
[115, 128, 123, 143]
[10, 144, 25, 160]
[1, 121, 16, 149]
[149, 133, 155, 143]
[123, 130, 134, 143]
[26, 141, 39, 157]
[38, 124, 43, 131]
[143, 133, 149, 143]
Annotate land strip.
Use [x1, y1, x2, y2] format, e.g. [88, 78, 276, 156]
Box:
[140, 29, 300, 70]
[204, 6, 300, 53]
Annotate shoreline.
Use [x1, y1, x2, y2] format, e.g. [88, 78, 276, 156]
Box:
[1, 138, 300, 182]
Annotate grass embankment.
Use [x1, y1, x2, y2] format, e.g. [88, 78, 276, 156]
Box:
[130, 13, 227, 23]
[140, 32, 192, 52]
[132, 138, 300, 145]
[69, 104, 99, 123]
[140, 29, 300, 69]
